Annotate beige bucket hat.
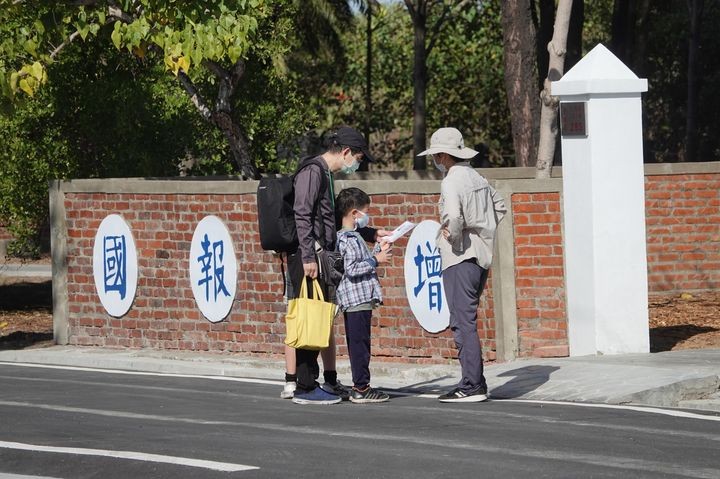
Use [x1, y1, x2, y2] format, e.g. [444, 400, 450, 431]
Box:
[417, 127, 478, 160]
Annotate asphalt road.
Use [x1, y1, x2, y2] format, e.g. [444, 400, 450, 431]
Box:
[1, 364, 719, 479]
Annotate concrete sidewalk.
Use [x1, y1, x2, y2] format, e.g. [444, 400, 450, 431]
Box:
[1, 346, 719, 412]
[0, 261, 51, 280]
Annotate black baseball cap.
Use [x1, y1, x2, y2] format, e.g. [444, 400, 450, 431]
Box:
[334, 126, 376, 163]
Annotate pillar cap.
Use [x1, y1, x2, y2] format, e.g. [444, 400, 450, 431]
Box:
[551, 43, 648, 97]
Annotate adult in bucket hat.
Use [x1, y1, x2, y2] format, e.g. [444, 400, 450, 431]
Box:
[418, 127, 479, 163]
[419, 127, 507, 402]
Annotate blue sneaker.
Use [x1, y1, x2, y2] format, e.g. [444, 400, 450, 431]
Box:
[292, 387, 342, 405]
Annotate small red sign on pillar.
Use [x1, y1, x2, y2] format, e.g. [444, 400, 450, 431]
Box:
[560, 102, 587, 137]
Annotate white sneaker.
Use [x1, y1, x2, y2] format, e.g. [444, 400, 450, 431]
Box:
[280, 381, 296, 399]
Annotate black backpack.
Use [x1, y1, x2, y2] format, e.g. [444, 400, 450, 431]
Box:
[256, 156, 328, 253]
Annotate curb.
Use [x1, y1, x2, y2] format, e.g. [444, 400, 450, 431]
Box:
[612, 375, 720, 408]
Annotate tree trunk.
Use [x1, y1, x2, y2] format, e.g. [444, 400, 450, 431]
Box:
[536, 0, 573, 179]
[686, 0, 704, 162]
[631, 0, 650, 77]
[501, 0, 541, 167]
[178, 63, 259, 179]
[610, 0, 636, 65]
[411, 5, 428, 170]
[536, 0, 555, 92]
[359, 0, 373, 172]
[566, 0, 584, 71]
[213, 111, 260, 179]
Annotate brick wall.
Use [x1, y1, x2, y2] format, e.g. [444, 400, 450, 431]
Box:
[0, 224, 11, 241]
[54, 164, 720, 363]
[63, 191, 478, 363]
[645, 174, 720, 292]
[512, 193, 567, 358]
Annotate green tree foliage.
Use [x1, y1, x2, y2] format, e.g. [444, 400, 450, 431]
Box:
[0, 0, 318, 255]
[584, 0, 720, 163]
[0, 92, 73, 257]
[317, 2, 511, 168]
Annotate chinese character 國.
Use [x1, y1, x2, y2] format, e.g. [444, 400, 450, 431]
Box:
[103, 235, 127, 299]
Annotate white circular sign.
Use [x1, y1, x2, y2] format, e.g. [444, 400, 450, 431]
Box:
[403, 220, 450, 333]
[92, 214, 138, 317]
[189, 215, 238, 323]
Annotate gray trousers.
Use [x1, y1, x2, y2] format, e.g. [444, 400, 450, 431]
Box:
[442, 260, 489, 393]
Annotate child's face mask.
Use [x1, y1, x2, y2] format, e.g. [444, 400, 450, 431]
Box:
[355, 211, 370, 229]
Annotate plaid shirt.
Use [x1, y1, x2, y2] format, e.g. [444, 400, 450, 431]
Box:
[336, 230, 382, 311]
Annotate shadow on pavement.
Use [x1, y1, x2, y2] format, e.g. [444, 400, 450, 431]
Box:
[0, 331, 54, 350]
[490, 365, 560, 399]
[650, 325, 719, 352]
[385, 375, 454, 397]
[0, 280, 52, 309]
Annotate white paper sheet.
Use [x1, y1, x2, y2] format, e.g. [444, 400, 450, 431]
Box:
[383, 221, 416, 243]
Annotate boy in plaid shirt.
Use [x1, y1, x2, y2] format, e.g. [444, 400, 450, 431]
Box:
[335, 187, 392, 403]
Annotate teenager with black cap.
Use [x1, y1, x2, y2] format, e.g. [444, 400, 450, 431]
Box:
[288, 125, 387, 405]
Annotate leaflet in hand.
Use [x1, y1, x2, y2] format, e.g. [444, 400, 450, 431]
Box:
[383, 221, 416, 243]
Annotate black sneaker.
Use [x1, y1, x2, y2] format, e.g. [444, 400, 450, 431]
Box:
[350, 386, 390, 404]
[321, 380, 351, 401]
[438, 387, 488, 403]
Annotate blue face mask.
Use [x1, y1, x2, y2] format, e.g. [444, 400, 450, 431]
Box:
[433, 157, 447, 173]
[341, 154, 361, 175]
[355, 211, 370, 229]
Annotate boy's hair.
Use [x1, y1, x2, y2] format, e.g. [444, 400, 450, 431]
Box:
[335, 187, 370, 221]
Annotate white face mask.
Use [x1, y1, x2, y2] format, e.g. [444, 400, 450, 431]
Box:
[433, 157, 447, 173]
[355, 211, 370, 229]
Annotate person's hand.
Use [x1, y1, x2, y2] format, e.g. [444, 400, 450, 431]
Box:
[374, 242, 393, 264]
[441, 227, 450, 239]
[303, 262, 318, 279]
[375, 229, 392, 242]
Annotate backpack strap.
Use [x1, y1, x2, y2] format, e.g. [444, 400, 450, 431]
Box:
[294, 155, 333, 250]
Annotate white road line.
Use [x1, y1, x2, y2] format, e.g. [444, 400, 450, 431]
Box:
[1, 401, 718, 478]
[5, 406, 717, 479]
[0, 361, 282, 385]
[0, 441, 258, 473]
[3, 361, 719, 422]
[0, 474, 63, 479]
[499, 398, 720, 421]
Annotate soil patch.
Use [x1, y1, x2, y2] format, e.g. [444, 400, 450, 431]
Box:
[649, 291, 720, 352]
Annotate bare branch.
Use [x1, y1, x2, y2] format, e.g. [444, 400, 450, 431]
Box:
[203, 60, 230, 82]
[403, 0, 417, 21]
[426, 4, 450, 55]
[204, 59, 246, 112]
[49, 31, 81, 60]
[47, 3, 132, 61]
[427, 0, 471, 55]
[228, 59, 246, 94]
[177, 70, 213, 121]
[108, 6, 134, 23]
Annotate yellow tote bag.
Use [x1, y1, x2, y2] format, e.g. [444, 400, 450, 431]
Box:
[285, 278, 337, 350]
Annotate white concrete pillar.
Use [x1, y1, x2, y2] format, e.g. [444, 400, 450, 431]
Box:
[552, 44, 650, 355]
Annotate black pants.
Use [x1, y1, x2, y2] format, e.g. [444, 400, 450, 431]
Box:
[287, 251, 328, 393]
[344, 310, 372, 389]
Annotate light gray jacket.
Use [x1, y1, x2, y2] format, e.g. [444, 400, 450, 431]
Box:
[437, 162, 507, 270]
